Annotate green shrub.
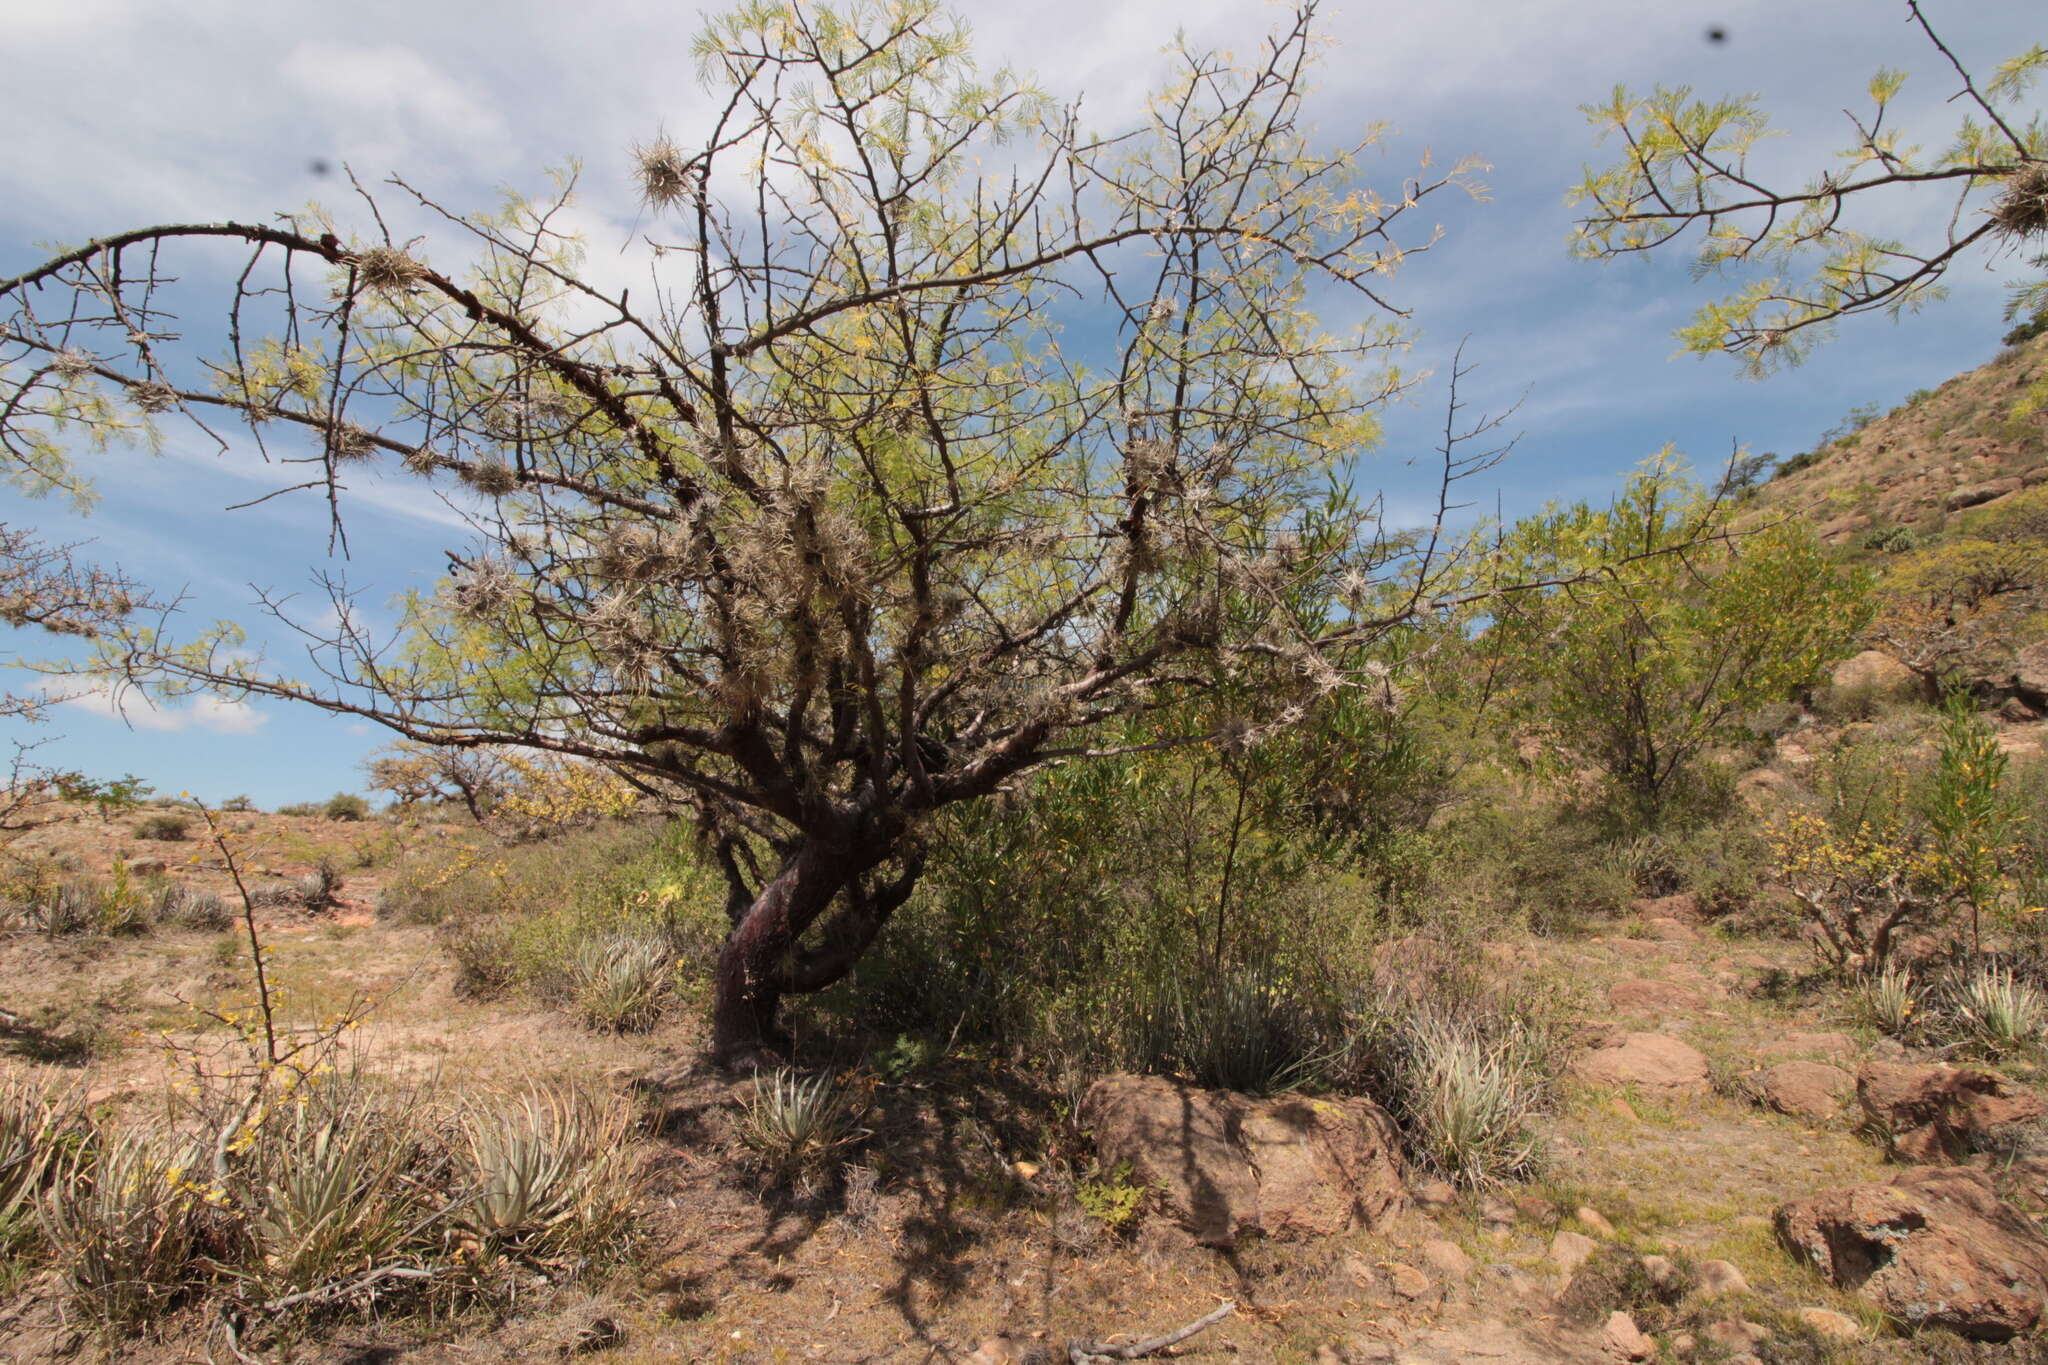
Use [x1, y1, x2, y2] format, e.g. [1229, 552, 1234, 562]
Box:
[132, 812, 189, 841]
[1399, 1014, 1546, 1187]
[1855, 963, 1922, 1039]
[1125, 959, 1346, 1096]
[237, 1078, 437, 1302]
[322, 792, 370, 822]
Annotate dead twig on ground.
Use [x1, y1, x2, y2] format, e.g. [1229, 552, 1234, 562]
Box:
[1067, 1300, 1235, 1363]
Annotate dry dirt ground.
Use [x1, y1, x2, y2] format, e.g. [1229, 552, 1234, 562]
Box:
[1, 810, 2041, 1363]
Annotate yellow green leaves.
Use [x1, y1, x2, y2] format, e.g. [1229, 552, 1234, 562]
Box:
[1572, 18, 2046, 373]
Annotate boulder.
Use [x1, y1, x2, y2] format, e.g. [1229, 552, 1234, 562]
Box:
[1776, 1166, 2048, 1340]
[1606, 979, 1705, 1015]
[1641, 916, 1697, 942]
[1794, 1308, 1861, 1343]
[1946, 478, 2023, 511]
[1744, 1061, 1854, 1123]
[1603, 1311, 1655, 1361]
[1419, 1238, 1474, 1282]
[1857, 1062, 2047, 1162]
[1629, 892, 1701, 921]
[1550, 1230, 1598, 1274]
[1385, 1262, 1431, 1300]
[1080, 1074, 1404, 1249]
[1572, 1033, 1711, 1095]
[1756, 1031, 1857, 1062]
[1695, 1259, 1750, 1298]
[1829, 649, 1928, 705]
[2015, 641, 2048, 711]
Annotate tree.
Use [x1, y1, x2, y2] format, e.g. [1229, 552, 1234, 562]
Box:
[1869, 486, 2048, 688]
[1487, 454, 1870, 828]
[1572, 2, 2047, 374]
[0, 0, 1489, 1066]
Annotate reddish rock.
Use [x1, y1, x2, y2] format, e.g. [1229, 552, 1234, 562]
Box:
[1629, 892, 1701, 921]
[2014, 640, 2048, 711]
[1603, 1310, 1655, 1361]
[1081, 1074, 1404, 1249]
[1776, 1166, 2048, 1340]
[1746, 1061, 1854, 1122]
[1573, 1032, 1711, 1095]
[1641, 916, 1697, 942]
[1830, 649, 1929, 704]
[1756, 1031, 1857, 1061]
[1857, 1062, 2047, 1162]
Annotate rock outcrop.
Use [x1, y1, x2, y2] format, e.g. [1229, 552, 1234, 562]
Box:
[1081, 1074, 1405, 1249]
[1857, 1062, 2046, 1162]
[1777, 1166, 2048, 1340]
[1743, 1061, 1854, 1123]
[1572, 1032, 1710, 1095]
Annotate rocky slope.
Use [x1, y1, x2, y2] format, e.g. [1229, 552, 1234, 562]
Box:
[1750, 331, 2048, 549]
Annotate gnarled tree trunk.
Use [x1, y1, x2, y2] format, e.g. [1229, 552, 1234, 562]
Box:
[709, 834, 924, 1070]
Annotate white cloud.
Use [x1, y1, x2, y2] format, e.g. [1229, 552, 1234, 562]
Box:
[60, 684, 270, 736]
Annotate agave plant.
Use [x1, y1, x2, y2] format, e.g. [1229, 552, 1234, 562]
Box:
[1856, 962, 1921, 1039]
[0, 1077, 86, 1251]
[1951, 962, 2046, 1056]
[570, 932, 672, 1032]
[237, 1080, 437, 1299]
[39, 1130, 213, 1328]
[734, 1069, 869, 1182]
[1402, 1014, 1545, 1188]
[458, 1087, 634, 1261]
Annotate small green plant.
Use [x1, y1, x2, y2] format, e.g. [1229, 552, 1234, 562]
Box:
[133, 812, 190, 841]
[1951, 962, 2045, 1056]
[1929, 695, 2019, 951]
[1856, 962, 1922, 1038]
[322, 793, 370, 822]
[570, 932, 672, 1032]
[1073, 1161, 1148, 1234]
[735, 1070, 868, 1183]
[1401, 1014, 1545, 1187]
[220, 794, 256, 812]
[872, 1034, 942, 1082]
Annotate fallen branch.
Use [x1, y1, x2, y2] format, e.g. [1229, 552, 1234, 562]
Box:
[1068, 1301, 1236, 1363]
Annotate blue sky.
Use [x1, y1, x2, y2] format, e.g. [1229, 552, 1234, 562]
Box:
[1, 0, 2040, 807]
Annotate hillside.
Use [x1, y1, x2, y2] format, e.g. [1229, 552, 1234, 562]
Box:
[1750, 332, 2048, 549]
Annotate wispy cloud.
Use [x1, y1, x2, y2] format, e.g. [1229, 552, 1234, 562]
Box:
[60, 684, 270, 736]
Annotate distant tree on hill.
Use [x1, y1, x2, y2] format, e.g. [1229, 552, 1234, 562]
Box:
[1487, 454, 1872, 829]
[1573, 2, 2047, 374]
